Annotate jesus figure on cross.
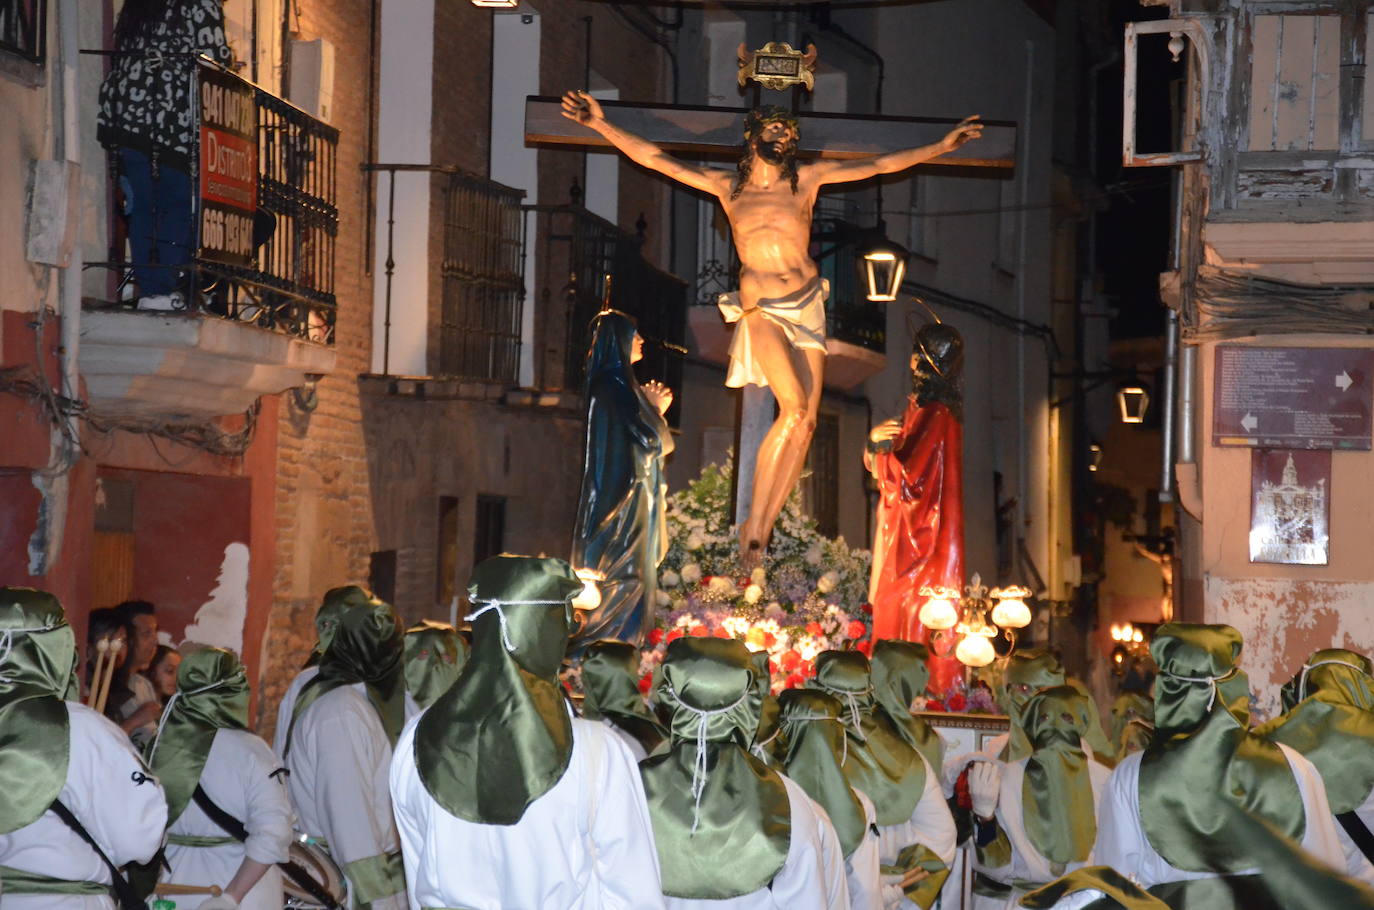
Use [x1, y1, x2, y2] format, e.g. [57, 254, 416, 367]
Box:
[563, 90, 982, 567]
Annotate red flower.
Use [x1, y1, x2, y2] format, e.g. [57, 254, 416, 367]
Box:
[689, 625, 709, 638]
[712, 627, 732, 639]
[779, 649, 802, 672]
[785, 672, 807, 689]
[859, 603, 873, 615]
[947, 693, 967, 712]
[769, 660, 779, 677]
[638, 672, 654, 695]
[856, 639, 874, 658]
[926, 700, 947, 712]
[801, 662, 816, 678]
[763, 632, 777, 649]
[647, 628, 665, 646]
[806, 621, 823, 637]
[846, 620, 868, 640]
[667, 629, 685, 643]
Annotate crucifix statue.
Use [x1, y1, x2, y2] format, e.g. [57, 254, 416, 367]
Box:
[535, 42, 1004, 568]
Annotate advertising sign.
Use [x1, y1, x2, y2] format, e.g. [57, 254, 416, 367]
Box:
[198, 61, 258, 265]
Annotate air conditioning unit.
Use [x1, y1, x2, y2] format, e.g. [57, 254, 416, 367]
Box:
[290, 38, 336, 123]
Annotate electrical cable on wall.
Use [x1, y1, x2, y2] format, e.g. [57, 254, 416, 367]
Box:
[1186, 266, 1374, 343]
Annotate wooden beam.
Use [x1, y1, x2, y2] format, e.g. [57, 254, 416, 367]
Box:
[525, 96, 1017, 170]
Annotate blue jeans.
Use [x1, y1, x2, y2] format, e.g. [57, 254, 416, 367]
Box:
[118, 147, 194, 296]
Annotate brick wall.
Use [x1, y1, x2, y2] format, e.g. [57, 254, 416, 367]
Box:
[258, 0, 378, 734]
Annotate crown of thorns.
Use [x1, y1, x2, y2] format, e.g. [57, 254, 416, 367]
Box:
[744, 106, 800, 141]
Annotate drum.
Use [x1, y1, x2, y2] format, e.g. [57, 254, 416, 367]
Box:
[282, 835, 347, 909]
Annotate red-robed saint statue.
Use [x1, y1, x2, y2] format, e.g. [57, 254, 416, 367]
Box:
[865, 322, 965, 695]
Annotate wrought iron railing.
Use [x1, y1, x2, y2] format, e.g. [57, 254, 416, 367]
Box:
[438, 172, 526, 382]
[530, 204, 687, 422]
[93, 57, 338, 343]
[0, 0, 44, 63]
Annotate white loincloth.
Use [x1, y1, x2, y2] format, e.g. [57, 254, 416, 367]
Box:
[717, 278, 829, 389]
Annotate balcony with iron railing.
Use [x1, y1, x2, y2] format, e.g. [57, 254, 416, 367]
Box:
[80, 56, 337, 420]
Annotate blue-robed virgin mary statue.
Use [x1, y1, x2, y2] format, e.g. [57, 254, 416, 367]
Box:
[570, 310, 675, 652]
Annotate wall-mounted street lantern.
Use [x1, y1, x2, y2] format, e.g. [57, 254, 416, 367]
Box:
[1116, 382, 1150, 424]
[1088, 441, 1103, 472]
[859, 229, 909, 303]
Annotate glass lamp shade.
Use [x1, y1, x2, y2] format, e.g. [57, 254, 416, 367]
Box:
[991, 598, 1031, 629]
[918, 597, 959, 631]
[956, 633, 997, 667]
[1117, 384, 1150, 424]
[571, 568, 603, 614]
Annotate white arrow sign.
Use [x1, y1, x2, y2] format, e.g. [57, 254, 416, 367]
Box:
[1337, 371, 1353, 392]
[1241, 413, 1259, 432]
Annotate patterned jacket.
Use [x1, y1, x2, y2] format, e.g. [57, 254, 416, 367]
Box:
[96, 0, 233, 168]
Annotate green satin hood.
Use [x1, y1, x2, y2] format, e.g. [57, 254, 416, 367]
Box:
[1021, 686, 1096, 867]
[416, 555, 582, 825]
[871, 639, 944, 773]
[641, 637, 790, 899]
[403, 620, 466, 709]
[779, 688, 867, 858]
[1260, 649, 1374, 814]
[750, 649, 781, 756]
[1066, 677, 1115, 767]
[304, 585, 367, 668]
[1110, 693, 1154, 760]
[1000, 649, 1066, 761]
[580, 639, 666, 755]
[812, 649, 926, 826]
[287, 589, 405, 755]
[1140, 623, 1303, 873]
[149, 647, 249, 823]
[0, 588, 74, 835]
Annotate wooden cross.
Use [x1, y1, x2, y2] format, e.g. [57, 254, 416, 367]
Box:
[525, 87, 1018, 532]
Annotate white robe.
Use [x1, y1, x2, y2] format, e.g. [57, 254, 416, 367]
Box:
[664, 774, 850, 910]
[163, 728, 293, 909]
[0, 702, 167, 909]
[844, 791, 884, 910]
[1333, 786, 1374, 885]
[874, 753, 957, 909]
[971, 755, 1112, 910]
[287, 683, 405, 910]
[1094, 746, 1346, 889]
[272, 665, 318, 758]
[390, 711, 664, 909]
[602, 717, 649, 762]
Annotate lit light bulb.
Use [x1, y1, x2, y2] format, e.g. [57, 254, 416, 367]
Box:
[1132, 628, 1143, 644]
[1110, 624, 1122, 642]
[955, 633, 996, 667]
[990, 586, 1032, 630]
[919, 597, 959, 631]
[572, 568, 603, 614]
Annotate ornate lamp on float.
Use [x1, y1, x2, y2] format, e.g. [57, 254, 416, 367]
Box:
[919, 575, 1032, 669]
[1109, 621, 1148, 675]
[570, 568, 604, 632]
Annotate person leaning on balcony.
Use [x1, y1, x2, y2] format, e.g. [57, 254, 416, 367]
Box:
[283, 592, 408, 910]
[148, 646, 292, 910]
[0, 587, 168, 908]
[97, 0, 233, 312]
[389, 555, 665, 909]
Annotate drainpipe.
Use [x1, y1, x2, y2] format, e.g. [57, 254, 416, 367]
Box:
[1174, 340, 1202, 521]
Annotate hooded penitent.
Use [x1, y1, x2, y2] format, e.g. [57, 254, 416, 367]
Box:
[811, 649, 926, 827]
[778, 688, 866, 858]
[1139, 623, 1303, 873]
[750, 648, 781, 758]
[285, 589, 406, 756]
[1020, 686, 1097, 869]
[999, 649, 1067, 761]
[415, 555, 582, 825]
[1110, 692, 1155, 760]
[304, 584, 367, 668]
[871, 639, 944, 772]
[640, 637, 790, 899]
[570, 309, 674, 652]
[148, 647, 249, 823]
[1259, 648, 1374, 815]
[0, 588, 76, 835]
[580, 639, 666, 755]
[403, 620, 467, 710]
[1066, 677, 1117, 767]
